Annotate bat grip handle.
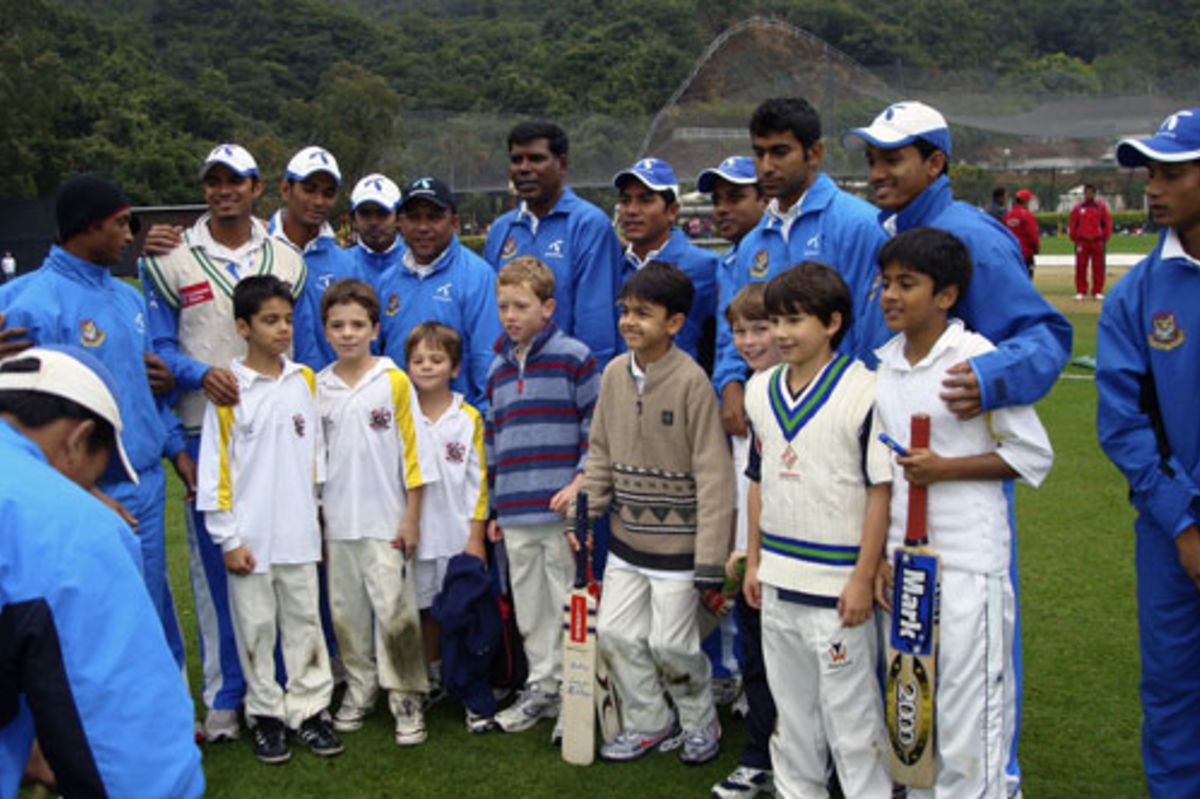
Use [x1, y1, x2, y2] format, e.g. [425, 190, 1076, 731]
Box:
[904, 414, 930, 545]
[573, 491, 589, 588]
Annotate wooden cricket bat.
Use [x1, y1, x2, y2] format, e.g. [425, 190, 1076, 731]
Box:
[562, 491, 599, 765]
[588, 557, 622, 743]
[885, 414, 940, 788]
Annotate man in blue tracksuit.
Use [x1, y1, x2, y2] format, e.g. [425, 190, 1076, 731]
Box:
[713, 98, 889, 439]
[844, 100, 1073, 798]
[614, 157, 718, 370]
[1097, 108, 1200, 799]
[347, 172, 406, 290]
[269, 145, 363, 371]
[0, 175, 191, 670]
[0, 346, 203, 799]
[484, 120, 623, 366]
[380, 176, 501, 411]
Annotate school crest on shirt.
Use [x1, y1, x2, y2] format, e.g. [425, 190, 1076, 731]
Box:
[1149, 311, 1185, 351]
[369, 407, 391, 431]
[501, 235, 518, 260]
[293, 413, 307, 437]
[750, 249, 769, 279]
[445, 441, 466, 464]
[385, 293, 400, 317]
[79, 319, 105, 347]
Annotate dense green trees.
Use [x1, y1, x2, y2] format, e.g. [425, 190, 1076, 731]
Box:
[5, 0, 1198, 202]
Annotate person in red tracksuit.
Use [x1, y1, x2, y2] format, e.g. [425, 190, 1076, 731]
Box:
[1068, 184, 1113, 300]
[1003, 188, 1040, 278]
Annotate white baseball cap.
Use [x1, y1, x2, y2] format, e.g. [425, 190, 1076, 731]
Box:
[843, 101, 952, 158]
[286, 146, 342, 185]
[350, 173, 401, 211]
[199, 143, 259, 179]
[0, 345, 137, 483]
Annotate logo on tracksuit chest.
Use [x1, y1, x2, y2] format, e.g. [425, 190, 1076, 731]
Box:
[750, 250, 769, 279]
[544, 239, 565, 259]
[804, 233, 822, 257]
[385, 293, 400, 316]
[433, 282, 453, 302]
[501, 235, 518, 260]
[79, 319, 105, 347]
[1149, 311, 1185, 350]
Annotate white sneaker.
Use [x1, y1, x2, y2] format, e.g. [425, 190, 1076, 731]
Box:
[495, 684, 559, 733]
[203, 708, 240, 742]
[332, 704, 367, 733]
[1094, 292, 1104, 301]
[679, 719, 721, 765]
[465, 709, 496, 734]
[394, 696, 427, 746]
[711, 765, 773, 798]
[1074, 293, 1085, 301]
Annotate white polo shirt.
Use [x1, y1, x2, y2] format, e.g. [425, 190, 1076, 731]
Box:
[197, 356, 324, 572]
[418, 393, 488, 559]
[874, 319, 1054, 575]
[318, 357, 439, 542]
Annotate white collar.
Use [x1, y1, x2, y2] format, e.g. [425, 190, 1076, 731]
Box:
[188, 213, 267, 260]
[402, 243, 452, 276]
[1162, 228, 1200, 268]
[231, 354, 305, 387]
[268, 210, 336, 255]
[877, 318, 965, 371]
[765, 191, 809, 241]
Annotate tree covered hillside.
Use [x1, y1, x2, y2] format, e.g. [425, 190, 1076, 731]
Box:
[4, 0, 1197, 202]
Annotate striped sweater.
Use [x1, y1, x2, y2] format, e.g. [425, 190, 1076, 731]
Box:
[485, 321, 599, 526]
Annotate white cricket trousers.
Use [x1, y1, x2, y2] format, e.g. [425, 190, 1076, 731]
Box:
[504, 522, 574, 691]
[596, 566, 716, 732]
[226, 562, 333, 729]
[890, 569, 1011, 799]
[327, 538, 429, 718]
[761, 586, 891, 799]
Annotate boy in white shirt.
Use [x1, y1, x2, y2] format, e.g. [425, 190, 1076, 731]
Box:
[317, 279, 440, 746]
[873, 228, 1052, 798]
[404, 321, 489, 724]
[196, 275, 340, 764]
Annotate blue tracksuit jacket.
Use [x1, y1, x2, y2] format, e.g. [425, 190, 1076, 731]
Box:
[0, 420, 203, 799]
[1096, 233, 1200, 799]
[484, 187, 623, 366]
[885, 175, 1072, 409]
[349, 238, 406, 292]
[377, 235, 502, 411]
[712, 172, 888, 393]
[0, 246, 186, 475]
[622, 227, 719, 367]
[267, 214, 364, 371]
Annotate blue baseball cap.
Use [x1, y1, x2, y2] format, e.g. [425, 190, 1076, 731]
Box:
[1116, 109, 1200, 167]
[843, 101, 952, 158]
[696, 156, 757, 194]
[613, 158, 680, 200]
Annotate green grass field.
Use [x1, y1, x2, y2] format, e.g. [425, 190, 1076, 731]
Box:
[155, 257, 1152, 797]
[1039, 233, 1153, 256]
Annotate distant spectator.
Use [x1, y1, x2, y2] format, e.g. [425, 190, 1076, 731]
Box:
[1, 251, 15, 283]
[987, 186, 1008, 221]
[1069, 184, 1113, 300]
[1003, 189, 1041, 277]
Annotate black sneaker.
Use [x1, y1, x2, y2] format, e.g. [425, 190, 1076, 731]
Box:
[251, 716, 290, 765]
[296, 714, 344, 757]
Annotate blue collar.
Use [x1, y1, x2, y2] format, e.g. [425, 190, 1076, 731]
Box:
[763, 173, 837, 234]
[46, 245, 111, 288]
[516, 187, 580, 226]
[882, 175, 953, 234]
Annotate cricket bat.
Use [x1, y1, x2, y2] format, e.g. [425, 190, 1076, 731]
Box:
[588, 557, 622, 743]
[561, 491, 599, 765]
[885, 414, 940, 788]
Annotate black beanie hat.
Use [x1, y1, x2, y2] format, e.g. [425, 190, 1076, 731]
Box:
[56, 174, 132, 242]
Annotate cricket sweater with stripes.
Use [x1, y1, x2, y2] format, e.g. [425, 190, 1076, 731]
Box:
[485, 321, 598, 527]
[744, 355, 891, 599]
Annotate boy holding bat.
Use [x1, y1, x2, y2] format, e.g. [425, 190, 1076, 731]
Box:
[872, 228, 1053, 798]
